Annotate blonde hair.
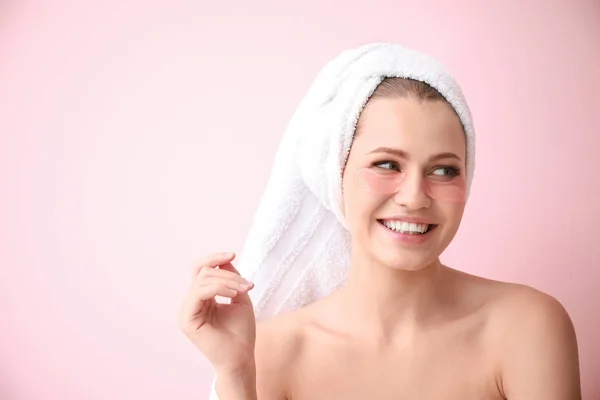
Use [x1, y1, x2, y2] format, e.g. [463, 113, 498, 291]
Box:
[370, 77, 446, 101]
[355, 77, 458, 136]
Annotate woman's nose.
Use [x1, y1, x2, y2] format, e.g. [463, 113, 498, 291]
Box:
[392, 173, 432, 210]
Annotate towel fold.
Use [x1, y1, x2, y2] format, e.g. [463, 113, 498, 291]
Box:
[208, 42, 475, 399]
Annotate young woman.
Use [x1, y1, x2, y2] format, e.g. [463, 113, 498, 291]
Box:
[179, 45, 581, 400]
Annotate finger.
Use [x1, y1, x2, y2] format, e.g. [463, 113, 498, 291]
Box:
[216, 263, 255, 293]
[203, 268, 249, 286]
[196, 283, 239, 302]
[230, 286, 253, 306]
[216, 263, 255, 305]
[178, 283, 238, 333]
[198, 277, 247, 292]
[191, 252, 236, 279]
[218, 261, 243, 276]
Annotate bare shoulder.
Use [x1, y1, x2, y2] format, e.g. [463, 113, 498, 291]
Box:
[471, 277, 575, 327]
[486, 280, 578, 350]
[254, 309, 307, 400]
[451, 268, 576, 331]
[459, 272, 581, 399]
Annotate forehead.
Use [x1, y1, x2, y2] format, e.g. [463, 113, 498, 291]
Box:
[352, 97, 466, 157]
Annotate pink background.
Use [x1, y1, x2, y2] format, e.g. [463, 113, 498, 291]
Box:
[1, 1, 599, 399]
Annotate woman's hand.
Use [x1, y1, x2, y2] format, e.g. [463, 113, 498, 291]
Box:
[179, 252, 257, 374]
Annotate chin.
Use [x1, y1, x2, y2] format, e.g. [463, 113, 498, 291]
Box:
[377, 250, 439, 272]
[368, 223, 449, 271]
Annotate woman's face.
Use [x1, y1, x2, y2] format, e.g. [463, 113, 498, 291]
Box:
[341, 96, 467, 271]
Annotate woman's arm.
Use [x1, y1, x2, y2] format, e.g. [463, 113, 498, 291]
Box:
[254, 318, 300, 400]
[213, 318, 298, 400]
[214, 364, 258, 400]
[499, 288, 581, 399]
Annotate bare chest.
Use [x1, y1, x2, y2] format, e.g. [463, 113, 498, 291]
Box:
[288, 329, 504, 400]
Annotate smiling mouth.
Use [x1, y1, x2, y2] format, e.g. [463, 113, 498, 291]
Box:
[377, 219, 438, 235]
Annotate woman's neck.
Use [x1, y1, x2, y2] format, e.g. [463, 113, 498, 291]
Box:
[331, 251, 452, 344]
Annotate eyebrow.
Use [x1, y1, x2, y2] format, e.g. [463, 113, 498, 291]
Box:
[367, 146, 463, 162]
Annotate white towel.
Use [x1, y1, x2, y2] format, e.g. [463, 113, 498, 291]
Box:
[208, 42, 475, 398]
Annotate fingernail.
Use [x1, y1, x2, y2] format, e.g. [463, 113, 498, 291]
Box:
[239, 280, 254, 290]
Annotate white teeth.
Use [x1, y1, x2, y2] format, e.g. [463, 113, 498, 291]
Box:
[382, 220, 430, 234]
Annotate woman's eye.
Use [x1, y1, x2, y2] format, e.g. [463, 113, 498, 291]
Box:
[432, 167, 459, 177]
[374, 161, 400, 171]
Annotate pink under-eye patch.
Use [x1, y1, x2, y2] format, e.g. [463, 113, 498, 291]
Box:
[354, 167, 466, 203]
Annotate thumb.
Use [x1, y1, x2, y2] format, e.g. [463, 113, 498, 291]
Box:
[218, 262, 255, 306]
